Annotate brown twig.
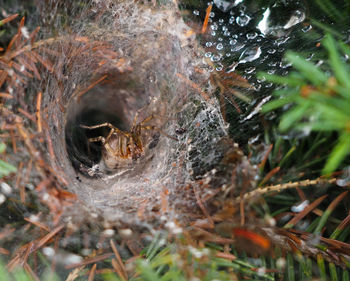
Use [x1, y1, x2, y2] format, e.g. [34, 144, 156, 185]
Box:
[110, 239, 128, 280]
[88, 264, 97, 281]
[201, 4, 212, 34]
[74, 74, 108, 101]
[65, 253, 114, 269]
[36, 91, 42, 133]
[238, 177, 337, 202]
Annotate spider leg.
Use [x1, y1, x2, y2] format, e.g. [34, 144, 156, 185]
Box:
[80, 122, 116, 130]
[131, 112, 139, 128]
[88, 136, 106, 144]
[141, 125, 178, 141]
[139, 114, 154, 126]
[81, 123, 127, 136]
[105, 128, 115, 142]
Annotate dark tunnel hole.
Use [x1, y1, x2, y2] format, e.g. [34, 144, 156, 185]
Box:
[65, 86, 134, 176]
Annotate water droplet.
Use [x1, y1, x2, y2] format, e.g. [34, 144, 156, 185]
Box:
[211, 54, 222, 62]
[274, 36, 290, 46]
[223, 30, 231, 36]
[315, 60, 324, 67]
[284, 10, 305, 29]
[336, 166, 350, 186]
[306, 53, 314, 61]
[291, 200, 309, 213]
[0, 194, 5, 205]
[254, 84, 262, 91]
[267, 48, 276, 54]
[211, 31, 216, 36]
[219, 18, 224, 24]
[210, 23, 218, 31]
[258, 4, 306, 37]
[302, 24, 312, 33]
[209, 12, 215, 18]
[244, 67, 256, 74]
[213, 0, 241, 13]
[238, 46, 262, 63]
[218, 37, 223, 42]
[216, 63, 223, 71]
[279, 60, 292, 69]
[236, 14, 251, 26]
[193, 10, 200, 16]
[229, 16, 235, 24]
[216, 43, 223, 50]
[205, 52, 212, 58]
[246, 32, 258, 40]
[229, 39, 237, 45]
[230, 43, 245, 52]
[206, 42, 213, 47]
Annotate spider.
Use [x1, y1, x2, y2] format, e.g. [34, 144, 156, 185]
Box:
[80, 113, 176, 170]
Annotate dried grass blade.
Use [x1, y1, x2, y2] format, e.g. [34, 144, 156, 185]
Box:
[321, 237, 350, 252]
[18, 107, 36, 122]
[0, 70, 8, 88]
[111, 259, 127, 281]
[36, 92, 42, 132]
[314, 191, 349, 234]
[9, 37, 60, 59]
[284, 195, 328, 229]
[88, 264, 97, 281]
[35, 224, 64, 250]
[330, 210, 350, 239]
[9, 131, 17, 154]
[258, 144, 273, 170]
[24, 262, 40, 281]
[24, 217, 50, 232]
[12, 60, 34, 78]
[18, 26, 40, 50]
[75, 74, 108, 100]
[6, 34, 20, 53]
[16, 55, 38, 75]
[259, 166, 280, 187]
[240, 177, 336, 202]
[110, 239, 127, 280]
[0, 14, 18, 26]
[65, 253, 113, 269]
[65, 266, 84, 281]
[201, 4, 212, 33]
[20, 52, 41, 79]
[18, 16, 25, 30]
